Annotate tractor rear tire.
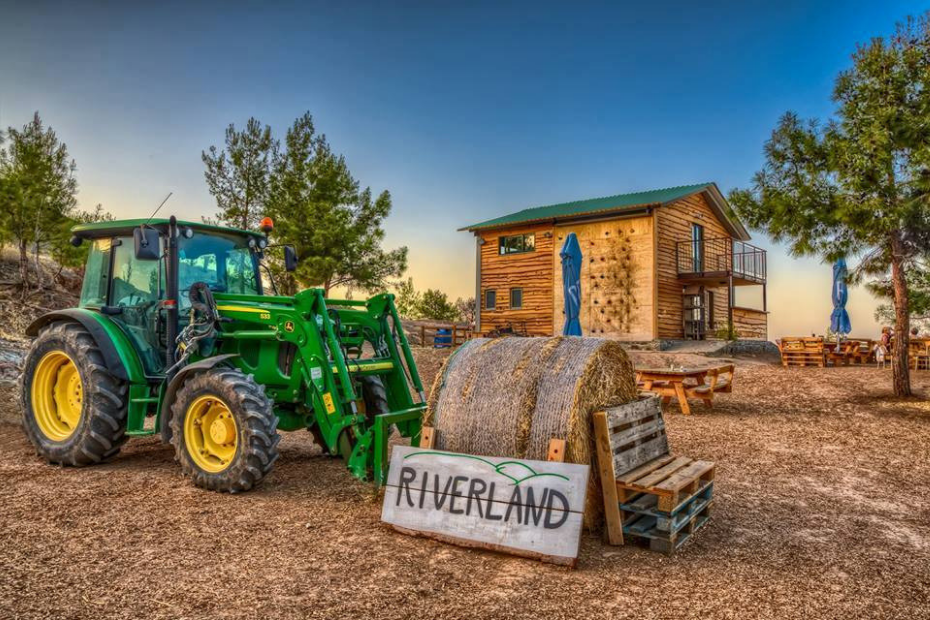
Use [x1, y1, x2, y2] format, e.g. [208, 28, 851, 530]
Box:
[170, 368, 280, 493]
[20, 321, 129, 466]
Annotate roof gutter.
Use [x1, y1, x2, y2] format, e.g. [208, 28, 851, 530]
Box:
[462, 205, 655, 234]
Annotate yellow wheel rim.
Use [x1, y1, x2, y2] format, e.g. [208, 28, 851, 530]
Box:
[30, 351, 83, 441]
[184, 395, 238, 473]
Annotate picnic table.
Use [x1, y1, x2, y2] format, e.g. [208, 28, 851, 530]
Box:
[635, 365, 734, 415]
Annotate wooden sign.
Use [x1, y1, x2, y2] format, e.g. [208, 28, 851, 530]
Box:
[381, 445, 590, 566]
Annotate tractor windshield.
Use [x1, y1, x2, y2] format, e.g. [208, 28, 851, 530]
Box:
[178, 232, 261, 303]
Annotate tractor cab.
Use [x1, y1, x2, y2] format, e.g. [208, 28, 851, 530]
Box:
[71, 218, 275, 375]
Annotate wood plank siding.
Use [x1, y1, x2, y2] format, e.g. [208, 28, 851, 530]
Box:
[477, 223, 555, 336]
[655, 193, 731, 339]
[732, 307, 768, 340]
[552, 216, 655, 340]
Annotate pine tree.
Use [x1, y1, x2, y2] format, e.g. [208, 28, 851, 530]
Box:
[394, 278, 422, 318]
[49, 205, 113, 277]
[730, 14, 930, 396]
[871, 265, 930, 330]
[202, 117, 276, 230]
[0, 112, 78, 291]
[266, 112, 407, 295]
[418, 289, 459, 322]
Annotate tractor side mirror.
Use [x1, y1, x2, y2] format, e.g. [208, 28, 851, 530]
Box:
[284, 245, 298, 272]
[133, 227, 161, 260]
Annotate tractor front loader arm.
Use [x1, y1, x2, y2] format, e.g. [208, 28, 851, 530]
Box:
[202, 288, 427, 484]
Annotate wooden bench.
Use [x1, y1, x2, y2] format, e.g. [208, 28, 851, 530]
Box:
[637, 365, 734, 414]
[688, 364, 733, 409]
[848, 338, 874, 364]
[909, 339, 930, 370]
[778, 337, 826, 367]
[827, 340, 860, 366]
[593, 395, 715, 554]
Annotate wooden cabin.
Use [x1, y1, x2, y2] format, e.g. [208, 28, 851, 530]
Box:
[461, 183, 768, 341]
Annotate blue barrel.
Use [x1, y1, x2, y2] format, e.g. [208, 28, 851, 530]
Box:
[434, 328, 453, 348]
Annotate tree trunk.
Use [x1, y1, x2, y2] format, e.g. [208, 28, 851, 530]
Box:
[33, 241, 42, 289]
[18, 239, 29, 297]
[890, 233, 911, 397]
[323, 279, 331, 298]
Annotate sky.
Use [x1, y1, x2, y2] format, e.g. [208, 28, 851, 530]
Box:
[0, 0, 921, 338]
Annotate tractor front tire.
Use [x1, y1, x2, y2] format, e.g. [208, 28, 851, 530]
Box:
[359, 375, 390, 420]
[20, 321, 129, 466]
[336, 375, 391, 465]
[170, 368, 279, 492]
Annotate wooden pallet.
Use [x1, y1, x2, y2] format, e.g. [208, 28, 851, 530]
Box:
[778, 337, 826, 367]
[623, 499, 713, 554]
[617, 455, 715, 513]
[620, 478, 713, 526]
[594, 395, 715, 551]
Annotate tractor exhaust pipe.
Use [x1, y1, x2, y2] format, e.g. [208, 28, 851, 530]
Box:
[165, 215, 180, 376]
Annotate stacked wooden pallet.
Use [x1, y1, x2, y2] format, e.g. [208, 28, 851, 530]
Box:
[615, 455, 715, 553]
[778, 337, 826, 367]
[594, 394, 715, 554]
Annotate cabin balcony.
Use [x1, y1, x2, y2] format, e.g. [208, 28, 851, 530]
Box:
[675, 237, 766, 286]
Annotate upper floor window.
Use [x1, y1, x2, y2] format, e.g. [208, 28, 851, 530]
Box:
[499, 233, 535, 255]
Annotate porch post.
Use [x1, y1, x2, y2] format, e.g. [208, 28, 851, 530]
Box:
[474, 236, 482, 334]
[727, 273, 734, 328]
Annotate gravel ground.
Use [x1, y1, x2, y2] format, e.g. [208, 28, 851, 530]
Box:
[2, 347, 929, 619]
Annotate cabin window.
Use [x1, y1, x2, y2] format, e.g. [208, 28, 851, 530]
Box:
[485, 289, 497, 310]
[510, 288, 523, 309]
[498, 233, 535, 255]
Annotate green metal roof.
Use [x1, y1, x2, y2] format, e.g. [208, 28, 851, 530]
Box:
[460, 183, 747, 238]
[72, 218, 263, 239]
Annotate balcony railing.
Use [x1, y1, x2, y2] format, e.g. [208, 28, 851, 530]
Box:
[676, 237, 766, 283]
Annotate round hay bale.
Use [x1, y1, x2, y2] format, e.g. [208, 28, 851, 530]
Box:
[425, 337, 562, 457]
[425, 336, 637, 529]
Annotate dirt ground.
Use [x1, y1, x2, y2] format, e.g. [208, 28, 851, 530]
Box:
[2, 347, 930, 619]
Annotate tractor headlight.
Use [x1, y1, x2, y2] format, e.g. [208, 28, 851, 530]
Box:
[248, 238, 256, 249]
[181, 227, 194, 239]
[258, 237, 268, 249]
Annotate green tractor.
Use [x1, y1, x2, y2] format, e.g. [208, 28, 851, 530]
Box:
[20, 216, 426, 491]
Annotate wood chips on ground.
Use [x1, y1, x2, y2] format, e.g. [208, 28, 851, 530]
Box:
[1, 347, 929, 619]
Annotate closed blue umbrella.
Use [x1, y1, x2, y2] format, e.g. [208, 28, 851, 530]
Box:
[560, 232, 582, 336]
[830, 258, 852, 336]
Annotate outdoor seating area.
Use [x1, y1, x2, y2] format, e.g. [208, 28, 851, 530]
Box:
[777, 335, 930, 369]
[777, 336, 880, 367]
[635, 364, 735, 415]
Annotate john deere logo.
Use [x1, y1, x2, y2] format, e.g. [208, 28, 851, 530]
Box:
[284, 321, 295, 332]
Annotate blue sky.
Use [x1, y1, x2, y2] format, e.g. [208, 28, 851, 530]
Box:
[0, 1, 921, 337]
